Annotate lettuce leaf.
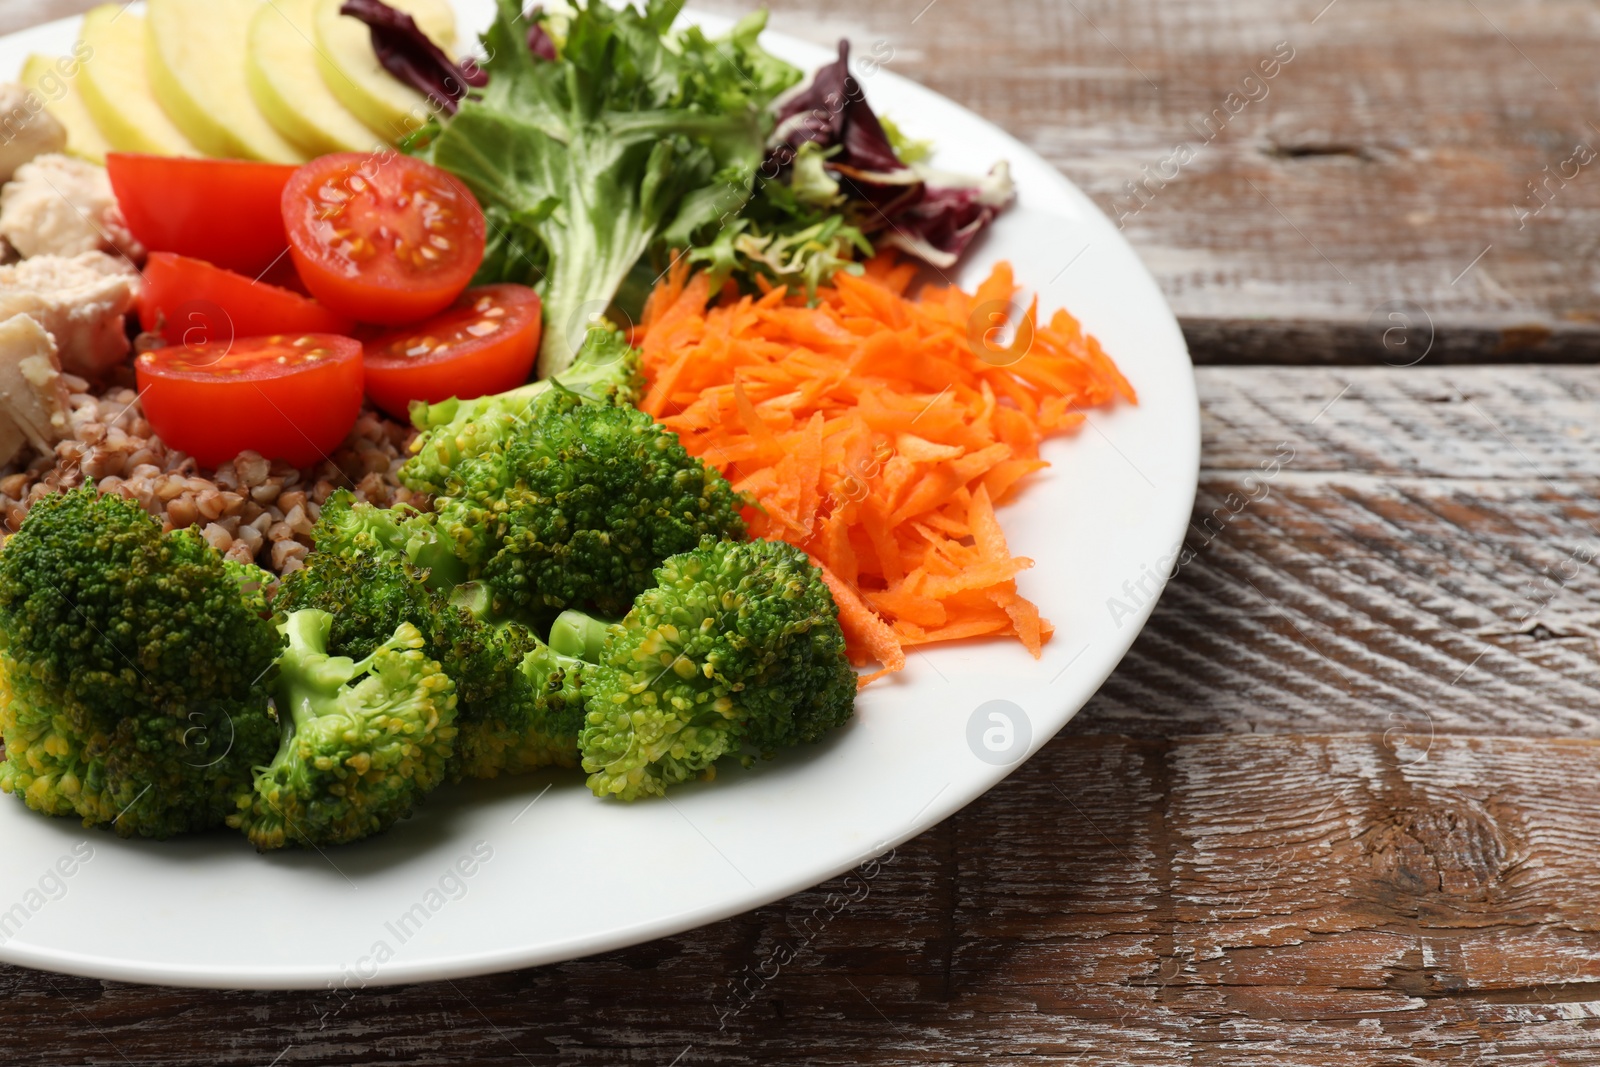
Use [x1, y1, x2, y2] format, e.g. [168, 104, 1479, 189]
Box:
[413, 0, 799, 378]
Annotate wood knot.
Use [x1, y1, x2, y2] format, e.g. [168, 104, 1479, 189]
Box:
[1361, 799, 1509, 901]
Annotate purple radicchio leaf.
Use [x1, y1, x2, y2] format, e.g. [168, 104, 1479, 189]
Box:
[527, 10, 558, 62]
[340, 0, 486, 115]
[458, 57, 490, 88]
[879, 164, 1016, 270]
[766, 41, 908, 178]
[765, 40, 1014, 270]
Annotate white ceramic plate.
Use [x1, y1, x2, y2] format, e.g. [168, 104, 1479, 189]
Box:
[0, 1, 1197, 990]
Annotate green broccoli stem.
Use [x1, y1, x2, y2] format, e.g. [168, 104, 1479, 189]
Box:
[276, 610, 402, 729]
[266, 609, 421, 779]
[447, 583, 592, 753]
[447, 582, 499, 624]
[275, 610, 367, 725]
[450, 581, 573, 662]
[239, 608, 458, 848]
[549, 610, 611, 663]
[405, 529, 469, 592]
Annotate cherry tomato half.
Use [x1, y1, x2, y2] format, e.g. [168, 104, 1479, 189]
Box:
[139, 253, 355, 348]
[108, 154, 295, 277]
[136, 335, 364, 469]
[282, 153, 486, 327]
[362, 284, 543, 419]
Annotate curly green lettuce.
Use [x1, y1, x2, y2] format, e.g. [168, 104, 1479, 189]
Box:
[411, 0, 801, 379]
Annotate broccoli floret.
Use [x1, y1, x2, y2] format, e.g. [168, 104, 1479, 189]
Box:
[404, 327, 642, 496]
[224, 558, 275, 619]
[443, 582, 588, 779]
[229, 610, 457, 850]
[452, 627, 590, 779]
[0, 487, 281, 838]
[400, 327, 742, 621]
[558, 538, 856, 801]
[278, 511, 584, 779]
[434, 394, 748, 621]
[311, 489, 467, 592]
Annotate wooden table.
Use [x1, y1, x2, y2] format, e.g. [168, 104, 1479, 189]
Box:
[7, 1, 1600, 1063]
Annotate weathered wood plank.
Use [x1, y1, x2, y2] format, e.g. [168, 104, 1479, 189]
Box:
[1197, 365, 1600, 478]
[1080, 472, 1600, 738]
[1075, 365, 1600, 737]
[4, 735, 1600, 1064]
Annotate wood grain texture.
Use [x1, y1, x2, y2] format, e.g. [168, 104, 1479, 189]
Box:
[1077, 365, 1600, 737]
[3, 735, 1600, 1065]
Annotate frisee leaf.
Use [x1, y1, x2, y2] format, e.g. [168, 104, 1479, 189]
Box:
[411, 0, 800, 378]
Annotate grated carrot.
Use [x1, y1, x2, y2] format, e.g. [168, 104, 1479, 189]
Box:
[636, 254, 1135, 681]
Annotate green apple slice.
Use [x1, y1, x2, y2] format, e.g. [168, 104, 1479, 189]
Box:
[248, 0, 389, 156]
[146, 0, 307, 163]
[313, 0, 458, 142]
[21, 52, 112, 165]
[76, 5, 200, 157]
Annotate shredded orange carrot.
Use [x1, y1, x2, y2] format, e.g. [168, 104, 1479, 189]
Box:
[811, 556, 907, 687]
[636, 254, 1135, 681]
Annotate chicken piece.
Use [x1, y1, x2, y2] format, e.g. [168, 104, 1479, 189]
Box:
[0, 153, 142, 261]
[0, 83, 68, 184]
[0, 313, 72, 467]
[0, 252, 139, 379]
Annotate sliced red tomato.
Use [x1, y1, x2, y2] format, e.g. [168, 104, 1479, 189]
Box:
[139, 253, 354, 348]
[362, 285, 543, 419]
[108, 154, 295, 277]
[282, 153, 486, 327]
[257, 254, 312, 297]
[136, 335, 364, 469]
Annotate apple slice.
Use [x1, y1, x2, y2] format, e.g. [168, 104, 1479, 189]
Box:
[313, 0, 457, 142]
[21, 52, 112, 165]
[145, 0, 307, 164]
[76, 5, 199, 157]
[248, 0, 387, 157]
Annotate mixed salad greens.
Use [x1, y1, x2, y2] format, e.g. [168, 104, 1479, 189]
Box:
[394, 0, 1014, 373]
[0, 0, 1027, 851]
